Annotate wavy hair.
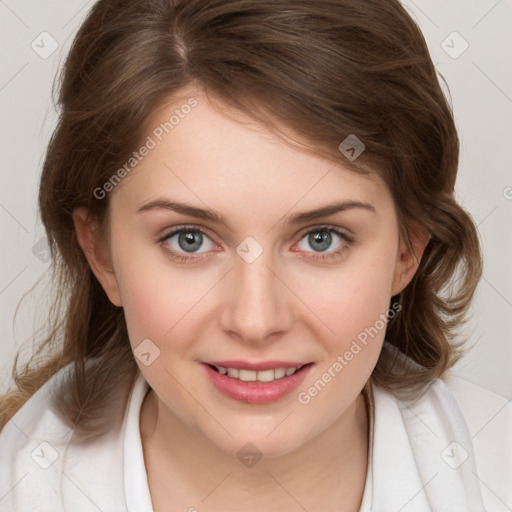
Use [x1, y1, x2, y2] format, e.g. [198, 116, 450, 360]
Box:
[0, 0, 482, 435]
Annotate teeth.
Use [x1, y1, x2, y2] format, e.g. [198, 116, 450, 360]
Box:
[256, 369, 275, 382]
[227, 368, 239, 378]
[215, 365, 304, 382]
[239, 369, 257, 382]
[274, 368, 286, 379]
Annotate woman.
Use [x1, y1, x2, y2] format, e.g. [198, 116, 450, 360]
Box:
[1, 0, 510, 510]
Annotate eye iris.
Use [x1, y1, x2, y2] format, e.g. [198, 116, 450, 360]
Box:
[178, 231, 203, 252]
[309, 230, 332, 252]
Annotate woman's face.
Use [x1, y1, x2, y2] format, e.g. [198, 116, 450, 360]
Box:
[80, 86, 420, 458]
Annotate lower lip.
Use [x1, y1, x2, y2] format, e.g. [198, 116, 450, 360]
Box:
[201, 363, 313, 404]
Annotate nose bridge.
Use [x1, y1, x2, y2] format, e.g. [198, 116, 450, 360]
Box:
[219, 246, 293, 343]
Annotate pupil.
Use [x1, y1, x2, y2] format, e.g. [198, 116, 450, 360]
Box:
[178, 231, 202, 252]
[309, 231, 331, 252]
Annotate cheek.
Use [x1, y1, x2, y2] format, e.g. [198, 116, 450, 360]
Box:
[295, 255, 396, 418]
[112, 246, 187, 346]
[114, 248, 225, 363]
[295, 246, 397, 349]
[340, 261, 395, 338]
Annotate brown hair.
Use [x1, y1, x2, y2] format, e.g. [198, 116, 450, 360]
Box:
[0, 0, 482, 435]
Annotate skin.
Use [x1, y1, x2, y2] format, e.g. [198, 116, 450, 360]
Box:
[74, 85, 428, 511]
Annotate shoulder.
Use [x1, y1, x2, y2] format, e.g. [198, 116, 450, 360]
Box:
[0, 363, 132, 511]
[369, 371, 511, 511]
[440, 372, 511, 432]
[408, 373, 511, 510]
[0, 364, 75, 509]
[441, 373, 512, 506]
[0, 363, 75, 463]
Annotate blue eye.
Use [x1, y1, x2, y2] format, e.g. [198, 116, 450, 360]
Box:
[302, 230, 334, 252]
[158, 225, 352, 264]
[162, 227, 215, 255]
[296, 227, 351, 260]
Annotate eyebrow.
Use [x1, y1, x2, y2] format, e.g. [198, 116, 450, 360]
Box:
[136, 198, 376, 227]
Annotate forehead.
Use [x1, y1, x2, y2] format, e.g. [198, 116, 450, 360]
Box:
[111, 87, 392, 217]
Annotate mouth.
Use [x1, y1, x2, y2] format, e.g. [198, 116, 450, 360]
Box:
[200, 360, 314, 404]
[206, 362, 310, 382]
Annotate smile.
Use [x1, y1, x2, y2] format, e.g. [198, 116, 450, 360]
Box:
[210, 364, 305, 382]
[201, 360, 313, 404]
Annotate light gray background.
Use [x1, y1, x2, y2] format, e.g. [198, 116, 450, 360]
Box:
[1, 0, 511, 396]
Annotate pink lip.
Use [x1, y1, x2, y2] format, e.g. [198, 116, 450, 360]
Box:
[204, 360, 307, 371]
[201, 361, 313, 404]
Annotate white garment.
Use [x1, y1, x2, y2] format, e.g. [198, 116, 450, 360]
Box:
[0, 364, 510, 511]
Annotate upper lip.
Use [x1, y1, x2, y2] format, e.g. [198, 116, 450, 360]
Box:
[203, 360, 311, 371]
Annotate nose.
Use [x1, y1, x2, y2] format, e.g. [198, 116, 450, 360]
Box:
[218, 255, 295, 346]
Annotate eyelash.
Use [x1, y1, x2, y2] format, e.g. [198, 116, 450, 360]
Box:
[294, 226, 352, 262]
[158, 225, 353, 264]
[158, 226, 215, 264]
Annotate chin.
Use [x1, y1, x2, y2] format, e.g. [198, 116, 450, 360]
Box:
[199, 421, 308, 462]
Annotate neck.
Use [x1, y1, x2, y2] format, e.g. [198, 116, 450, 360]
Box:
[140, 389, 369, 512]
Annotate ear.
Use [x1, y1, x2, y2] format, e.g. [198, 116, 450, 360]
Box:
[73, 207, 123, 307]
[391, 223, 431, 296]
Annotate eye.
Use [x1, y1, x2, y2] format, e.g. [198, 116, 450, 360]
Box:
[294, 226, 352, 261]
[159, 226, 217, 261]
